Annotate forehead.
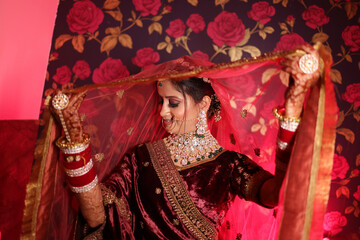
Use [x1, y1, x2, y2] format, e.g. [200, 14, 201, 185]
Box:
[157, 79, 182, 97]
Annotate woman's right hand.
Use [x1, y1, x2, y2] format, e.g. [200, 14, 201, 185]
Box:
[51, 90, 87, 143]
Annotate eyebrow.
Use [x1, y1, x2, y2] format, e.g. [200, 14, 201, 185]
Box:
[164, 96, 182, 100]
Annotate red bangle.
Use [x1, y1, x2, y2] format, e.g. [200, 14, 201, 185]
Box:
[63, 146, 92, 169]
[62, 144, 98, 193]
[67, 167, 97, 187]
[278, 127, 296, 143]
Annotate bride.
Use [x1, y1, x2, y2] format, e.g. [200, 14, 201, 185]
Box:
[50, 44, 334, 239]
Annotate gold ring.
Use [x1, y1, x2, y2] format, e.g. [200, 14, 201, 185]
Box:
[52, 93, 69, 110]
[298, 54, 319, 74]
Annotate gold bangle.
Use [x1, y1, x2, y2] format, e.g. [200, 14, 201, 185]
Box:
[56, 133, 91, 150]
[272, 106, 301, 122]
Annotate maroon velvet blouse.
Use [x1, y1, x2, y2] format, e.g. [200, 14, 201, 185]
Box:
[75, 140, 272, 240]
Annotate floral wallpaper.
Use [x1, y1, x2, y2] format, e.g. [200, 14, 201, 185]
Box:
[42, 0, 360, 238]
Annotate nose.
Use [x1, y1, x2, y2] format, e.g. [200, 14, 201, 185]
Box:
[159, 101, 169, 118]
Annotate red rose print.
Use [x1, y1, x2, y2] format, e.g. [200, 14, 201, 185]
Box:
[260, 100, 277, 120]
[164, 5, 172, 12]
[274, 33, 306, 51]
[287, 15, 295, 22]
[53, 65, 72, 85]
[323, 211, 347, 235]
[247, 1, 275, 25]
[354, 185, 360, 201]
[66, 0, 104, 35]
[72, 60, 91, 80]
[342, 83, 360, 107]
[227, 74, 257, 97]
[192, 50, 209, 61]
[53, 52, 59, 58]
[207, 11, 246, 47]
[50, 52, 59, 61]
[342, 25, 360, 52]
[186, 14, 205, 33]
[352, 169, 360, 176]
[132, 0, 161, 17]
[111, 117, 139, 141]
[93, 58, 129, 84]
[166, 19, 186, 38]
[331, 154, 349, 180]
[132, 48, 160, 68]
[79, 100, 99, 118]
[302, 5, 329, 29]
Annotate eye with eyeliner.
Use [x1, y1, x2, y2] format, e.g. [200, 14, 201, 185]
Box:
[169, 99, 180, 108]
[158, 97, 180, 108]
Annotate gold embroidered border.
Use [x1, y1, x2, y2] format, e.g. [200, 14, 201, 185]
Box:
[21, 114, 56, 239]
[302, 57, 326, 240]
[82, 218, 106, 240]
[146, 141, 217, 240]
[66, 49, 305, 94]
[101, 184, 131, 222]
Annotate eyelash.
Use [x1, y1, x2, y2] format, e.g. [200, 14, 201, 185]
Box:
[169, 102, 179, 108]
[158, 99, 179, 108]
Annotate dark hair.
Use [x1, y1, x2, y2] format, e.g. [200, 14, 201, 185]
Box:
[171, 77, 220, 118]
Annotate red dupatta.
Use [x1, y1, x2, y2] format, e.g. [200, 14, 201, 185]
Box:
[21, 43, 337, 240]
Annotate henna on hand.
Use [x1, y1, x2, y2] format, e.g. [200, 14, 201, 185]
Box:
[281, 45, 320, 118]
[51, 90, 87, 143]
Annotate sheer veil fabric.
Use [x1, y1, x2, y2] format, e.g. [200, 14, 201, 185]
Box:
[22, 43, 338, 240]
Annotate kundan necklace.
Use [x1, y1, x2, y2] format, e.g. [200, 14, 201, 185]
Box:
[163, 129, 224, 166]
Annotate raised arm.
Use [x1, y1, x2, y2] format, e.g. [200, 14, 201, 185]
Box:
[259, 45, 320, 207]
[52, 91, 106, 228]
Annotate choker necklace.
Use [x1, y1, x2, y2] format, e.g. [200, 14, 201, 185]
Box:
[163, 130, 223, 166]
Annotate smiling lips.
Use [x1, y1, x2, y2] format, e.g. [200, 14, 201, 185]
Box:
[162, 117, 174, 127]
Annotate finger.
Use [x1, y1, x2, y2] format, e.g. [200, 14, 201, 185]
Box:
[73, 96, 85, 111]
[281, 59, 298, 69]
[72, 91, 87, 110]
[282, 66, 298, 76]
[54, 89, 61, 95]
[63, 106, 75, 117]
[67, 93, 80, 108]
[71, 122, 82, 128]
[283, 55, 300, 63]
[298, 45, 319, 62]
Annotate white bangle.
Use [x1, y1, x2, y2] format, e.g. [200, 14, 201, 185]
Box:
[69, 175, 98, 193]
[280, 120, 300, 132]
[64, 159, 94, 177]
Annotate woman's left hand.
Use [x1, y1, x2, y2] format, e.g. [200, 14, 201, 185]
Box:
[281, 45, 320, 118]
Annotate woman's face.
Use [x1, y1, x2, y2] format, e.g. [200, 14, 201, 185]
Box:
[157, 79, 200, 134]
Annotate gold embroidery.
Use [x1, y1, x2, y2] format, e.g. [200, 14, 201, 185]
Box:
[83, 218, 106, 240]
[143, 161, 149, 167]
[101, 184, 131, 222]
[121, 163, 127, 168]
[146, 141, 217, 240]
[173, 219, 180, 225]
[155, 188, 162, 194]
[67, 49, 301, 94]
[94, 153, 105, 162]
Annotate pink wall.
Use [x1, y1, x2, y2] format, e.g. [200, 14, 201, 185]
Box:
[0, 0, 59, 120]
